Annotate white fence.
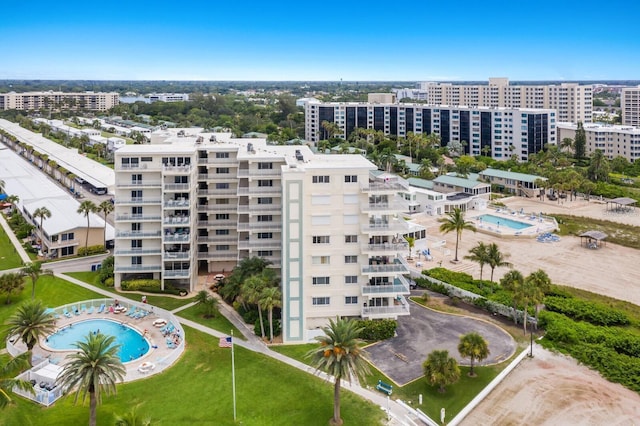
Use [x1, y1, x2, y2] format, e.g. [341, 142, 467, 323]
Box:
[12, 359, 67, 407]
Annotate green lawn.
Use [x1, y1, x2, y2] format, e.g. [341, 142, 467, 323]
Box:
[176, 304, 244, 339]
[0, 224, 23, 270]
[1, 326, 384, 426]
[63, 271, 196, 311]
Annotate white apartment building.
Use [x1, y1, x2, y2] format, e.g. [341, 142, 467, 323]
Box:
[557, 122, 640, 162]
[113, 131, 416, 342]
[0, 91, 119, 111]
[305, 101, 557, 161]
[148, 93, 190, 103]
[417, 78, 592, 124]
[621, 86, 640, 127]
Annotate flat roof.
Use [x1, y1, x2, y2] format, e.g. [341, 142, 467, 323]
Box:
[407, 177, 434, 190]
[434, 174, 489, 190]
[0, 119, 115, 192]
[0, 146, 113, 237]
[479, 168, 545, 184]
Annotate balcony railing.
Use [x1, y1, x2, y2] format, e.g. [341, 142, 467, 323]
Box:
[197, 220, 237, 228]
[236, 168, 280, 178]
[236, 222, 282, 231]
[115, 214, 162, 222]
[115, 231, 162, 238]
[116, 198, 161, 205]
[197, 188, 238, 196]
[237, 204, 281, 213]
[162, 165, 192, 173]
[114, 249, 162, 256]
[361, 276, 410, 295]
[362, 242, 408, 253]
[362, 296, 410, 317]
[361, 201, 408, 213]
[163, 251, 190, 260]
[115, 265, 162, 272]
[198, 236, 238, 243]
[361, 221, 408, 233]
[164, 233, 190, 242]
[164, 269, 191, 278]
[238, 240, 281, 250]
[361, 178, 409, 193]
[197, 252, 238, 260]
[116, 181, 162, 188]
[197, 204, 238, 212]
[361, 259, 409, 274]
[236, 186, 281, 196]
[198, 157, 236, 164]
[163, 199, 190, 208]
[163, 216, 191, 225]
[164, 183, 191, 191]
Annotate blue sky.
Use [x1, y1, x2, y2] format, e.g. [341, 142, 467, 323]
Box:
[1, 0, 638, 81]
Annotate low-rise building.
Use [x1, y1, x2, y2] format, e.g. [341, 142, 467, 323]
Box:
[478, 168, 547, 197]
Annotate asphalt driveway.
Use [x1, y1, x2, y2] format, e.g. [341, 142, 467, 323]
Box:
[366, 300, 516, 386]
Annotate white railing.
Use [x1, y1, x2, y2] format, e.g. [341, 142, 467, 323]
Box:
[115, 214, 162, 221]
[361, 262, 409, 274]
[362, 276, 410, 295]
[117, 181, 162, 188]
[114, 249, 162, 256]
[362, 296, 410, 316]
[362, 242, 408, 252]
[163, 251, 190, 260]
[115, 231, 162, 238]
[164, 183, 191, 191]
[115, 265, 162, 272]
[116, 198, 162, 205]
[164, 233, 190, 242]
[164, 269, 190, 278]
[163, 216, 190, 225]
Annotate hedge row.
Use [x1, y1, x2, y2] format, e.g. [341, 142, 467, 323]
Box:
[356, 319, 397, 341]
[540, 311, 640, 358]
[78, 245, 105, 256]
[543, 295, 630, 326]
[121, 279, 161, 291]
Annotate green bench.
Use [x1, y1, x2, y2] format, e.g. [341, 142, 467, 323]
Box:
[376, 380, 393, 395]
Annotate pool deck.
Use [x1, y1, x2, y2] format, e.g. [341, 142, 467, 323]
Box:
[468, 208, 558, 237]
[20, 301, 184, 382]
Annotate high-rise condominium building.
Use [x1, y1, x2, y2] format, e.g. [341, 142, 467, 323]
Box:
[0, 91, 119, 111]
[621, 86, 640, 127]
[113, 131, 416, 342]
[557, 122, 640, 162]
[416, 78, 592, 124]
[305, 101, 557, 161]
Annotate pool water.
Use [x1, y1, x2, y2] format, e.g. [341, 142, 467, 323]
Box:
[45, 319, 149, 362]
[477, 214, 531, 230]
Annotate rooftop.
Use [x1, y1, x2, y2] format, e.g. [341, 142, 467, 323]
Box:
[479, 168, 546, 184]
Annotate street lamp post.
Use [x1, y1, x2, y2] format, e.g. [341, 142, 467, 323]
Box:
[528, 329, 534, 358]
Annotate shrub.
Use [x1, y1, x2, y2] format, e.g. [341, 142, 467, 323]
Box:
[356, 319, 397, 341]
[238, 305, 259, 325]
[103, 277, 114, 287]
[254, 318, 281, 337]
[121, 279, 161, 291]
[544, 295, 630, 326]
[78, 245, 105, 256]
[99, 256, 114, 284]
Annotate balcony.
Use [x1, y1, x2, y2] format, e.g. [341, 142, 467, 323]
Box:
[362, 296, 410, 318]
[115, 265, 162, 272]
[164, 183, 191, 191]
[198, 236, 238, 243]
[119, 163, 158, 170]
[115, 214, 162, 222]
[163, 199, 190, 208]
[114, 249, 162, 256]
[163, 251, 190, 260]
[237, 204, 281, 213]
[115, 231, 162, 238]
[198, 156, 236, 164]
[236, 186, 281, 196]
[238, 240, 280, 250]
[361, 276, 411, 295]
[361, 220, 408, 234]
[237, 222, 282, 232]
[164, 233, 190, 242]
[236, 168, 280, 178]
[198, 188, 238, 196]
[197, 252, 238, 260]
[162, 164, 192, 173]
[362, 242, 408, 253]
[361, 178, 409, 193]
[116, 198, 161, 205]
[164, 269, 191, 278]
[163, 216, 191, 225]
[361, 259, 409, 275]
[197, 220, 237, 228]
[197, 204, 238, 212]
[117, 181, 162, 189]
[361, 201, 408, 213]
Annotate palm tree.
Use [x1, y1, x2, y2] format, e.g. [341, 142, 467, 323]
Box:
[521, 272, 548, 334]
[306, 318, 371, 426]
[0, 272, 25, 304]
[422, 350, 460, 393]
[32, 206, 52, 246]
[438, 208, 476, 262]
[259, 286, 282, 343]
[486, 243, 512, 282]
[458, 332, 490, 377]
[97, 200, 114, 249]
[5, 299, 56, 365]
[242, 275, 268, 339]
[21, 261, 53, 299]
[526, 269, 552, 326]
[500, 269, 525, 325]
[0, 352, 34, 409]
[404, 236, 415, 259]
[464, 242, 490, 281]
[195, 290, 218, 318]
[77, 200, 97, 255]
[114, 404, 152, 426]
[59, 333, 126, 426]
[5, 194, 19, 207]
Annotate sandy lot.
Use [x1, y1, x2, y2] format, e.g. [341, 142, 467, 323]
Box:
[412, 196, 640, 424]
[460, 346, 640, 426]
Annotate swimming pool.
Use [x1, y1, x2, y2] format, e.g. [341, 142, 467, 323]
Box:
[45, 319, 149, 362]
[477, 214, 531, 230]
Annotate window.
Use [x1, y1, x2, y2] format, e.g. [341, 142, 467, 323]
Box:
[258, 197, 272, 204]
[132, 256, 142, 265]
[131, 223, 141, 231]
[258, 215, 273, 222]
[258, 162, 273, 169]
[258, 232, 273, 239]
[345, 235, 358, 243]
[344, 175, 358, 183]
[312, 175, 330, 183]
[345, 296, 358, 305]
[216, 152, 230, 158]
[215, 199, 229, 205]
[131, 240, 142, 248]
[216, 167, 229, 174]
[216, 229, 229, 235]
[345, 255, 358, 264]
[131, 206, 142, 215]
[258, 250, 273, 256]
[131, 190, 142, 199]
[312, 297, 330, 306]
[216, 245, 230, 251]
[216, 183, 229, 189]
[215, 214, 229, 220]
[345, 275, 358, 284]
[61, 232, 75, 241]
[311, 195, 330, 205]
[312, 277, 330, 285]
[258, 180, 273, 187]
[141, 157, 152, 162]
[312, 236, 330, 244]
[311, 215, 330, 225]
[61, 246, 74, 256]
[312, 256, 330, 265]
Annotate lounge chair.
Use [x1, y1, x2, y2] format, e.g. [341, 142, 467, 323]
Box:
[87, 305, 94, 314]
[80, 304, 87, 314]
[97, 303, 105, 314]
[71, 305, 80, 316]
[127, 308, 138, 318]
[63, 308, 72, 318]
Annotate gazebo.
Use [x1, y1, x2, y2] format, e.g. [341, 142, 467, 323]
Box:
[605, 197, 637, 213]
[579, 230, 608, 249]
